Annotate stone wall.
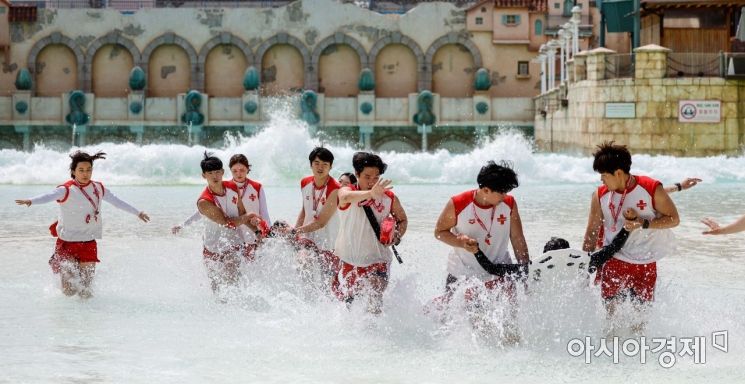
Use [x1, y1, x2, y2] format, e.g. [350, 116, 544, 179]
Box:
[534, 45, 745, 156]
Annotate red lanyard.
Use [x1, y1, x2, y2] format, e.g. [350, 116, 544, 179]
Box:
[209, 186, 228, 216]
[471, 192, 496, 245]
[234, 179, 247, 200]
[75, 181, 100, 223]
[608, 175, 633, 231]
[311, 179, 328, 218]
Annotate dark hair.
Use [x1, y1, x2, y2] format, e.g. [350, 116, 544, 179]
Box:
[543, 237, 570, 253]
[229, 154, 249, 169]
[340, 172, 357, 185]
[352, 152, 387, 175]
[592, 141, 631, 174]
[69, 150, 106, 178]
[309, 147, 334, 165]
[476, 160, 519, 193]
[201, 151, 223, 173]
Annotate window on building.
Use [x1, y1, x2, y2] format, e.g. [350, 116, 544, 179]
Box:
[563, 0, 573, 17]
[481, 7, 487, 12]
[476, 17, 483, 25]
[535, 19, 543, 35]
[554, 2, 560, 9]
[503, 14, 521, 26]
[518, 61, 530, 76]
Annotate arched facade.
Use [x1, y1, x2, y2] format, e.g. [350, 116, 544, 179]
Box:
[368, 33, 425, 93]
[27, 32, 85, 95]
[310, 33, 368, 93]
[85, 32, 141, 95]
[198, 33, 253, 97]
[424, 33, 482, 93]
[141, 33, 199, 96]
[255, 33, 311, 92]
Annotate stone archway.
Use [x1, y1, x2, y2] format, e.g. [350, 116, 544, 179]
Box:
[255, 33, 311, 91]
[27, 32, 85, 94]
[310, 33, 368, 92]
[85, 32, 141, 94]
[141, 33, 199, 94]
[369, 32, 425, 92]
[198, 33, 253, 96]
[423, 32, 482, 92]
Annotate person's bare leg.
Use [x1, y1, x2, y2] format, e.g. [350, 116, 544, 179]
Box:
[604, 299, 620, 336]
[60, 261, 79, 296]
[78, 262, 96, 299]
[367, 275, 388, 314]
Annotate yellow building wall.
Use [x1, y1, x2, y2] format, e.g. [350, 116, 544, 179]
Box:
[36, 44, 77, 97]
[374, 43, 417, 98]
[261, 44, 304, 96]
[318, 44, 361, 97]
[492, 9, 530, 42]
[466, 2, 494, 32]
[204, 44, 248, 97]
[432, 44, 475, 97]
[471, 32, 539, 98]
[92, 44, 134, 97]
[147, 44, 190, 97]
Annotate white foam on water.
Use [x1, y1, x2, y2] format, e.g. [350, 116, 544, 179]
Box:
[1, 104, 744, 186]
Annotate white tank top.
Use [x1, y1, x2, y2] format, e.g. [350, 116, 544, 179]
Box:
[199, 181, 244, 254]
[235, 179, 263, 244]
[598, 175, 674, 264]
[56, 180, 105, 242]
[334, 186, 394, 267]
[446, 189, 516, 280]
[299, 175, 341, 250]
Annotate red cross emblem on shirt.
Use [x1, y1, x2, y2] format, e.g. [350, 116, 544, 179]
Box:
[375, 202, 385, 213]
[497, 214, 507, 225]
[232, 196, 237, 204]
[249, 194, 256, 201]
[636, 200, 647, 210]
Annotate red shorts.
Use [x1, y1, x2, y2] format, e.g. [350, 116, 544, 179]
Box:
[243, 243, 258, 263]
[49, 239, 99, 274]
[598, 258, 657, 302]
[464, 276, 518, 304]
[338, 261, 388, 300]
[203, 245, 243, 263]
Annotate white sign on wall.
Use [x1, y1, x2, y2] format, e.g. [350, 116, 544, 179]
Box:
[605, 103, 636, 119]
[678, 100, 721, 123]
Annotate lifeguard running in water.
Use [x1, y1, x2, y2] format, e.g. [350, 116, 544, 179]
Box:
[335, 152, 408, 313]
[433, 160, 529, 343]
[15, 151, 150, 298]
[582, 142, 680, 334]
[195, 153, 262, 296]
[173, 153, 270, 260]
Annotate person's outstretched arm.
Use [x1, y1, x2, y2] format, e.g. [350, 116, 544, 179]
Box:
[16, 187, 67, 206]
[103, 188, 149, 222]
[702, 214, 745, 235]
[665, 177, 702, 194]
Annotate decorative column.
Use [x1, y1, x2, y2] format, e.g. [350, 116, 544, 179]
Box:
[558, 29, 566, 83]
[574, 51, 588, 81]
[539, 48, 547, 94]
[571, 5, 581, 55]
[546, 41, 558, 90]
[586, 47, 615, 81]
[634, 44, 671, 80]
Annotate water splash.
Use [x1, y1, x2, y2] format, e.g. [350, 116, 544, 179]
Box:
[1, 106, 745, 185]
